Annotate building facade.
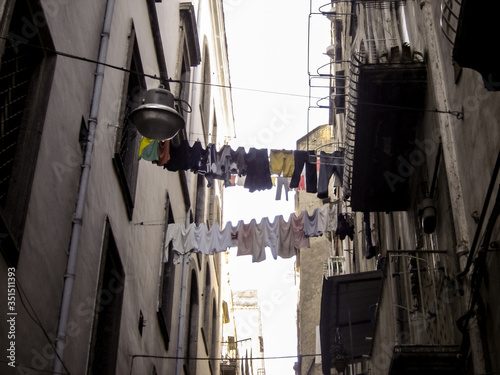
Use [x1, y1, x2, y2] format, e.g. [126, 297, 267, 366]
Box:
[0, 0, 234, 374]
[298, 1, 500, 375]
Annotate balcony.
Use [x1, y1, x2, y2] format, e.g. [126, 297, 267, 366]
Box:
[340, 1, 427, 212]
[378, 251, 463, 375]
[349, 61, 427, 212]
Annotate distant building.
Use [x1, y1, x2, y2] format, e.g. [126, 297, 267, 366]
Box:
[298, 1, 500, 375]
[231, 289, 266, 375]
[0, 1, 234, 374]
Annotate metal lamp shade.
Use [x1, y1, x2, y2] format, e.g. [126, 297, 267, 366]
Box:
[129, 88, 185, 140]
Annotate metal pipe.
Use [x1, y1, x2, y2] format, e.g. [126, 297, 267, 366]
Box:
[52, 0, 116, 373]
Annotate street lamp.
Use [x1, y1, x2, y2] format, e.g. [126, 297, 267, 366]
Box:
[129, 86, 185, 140]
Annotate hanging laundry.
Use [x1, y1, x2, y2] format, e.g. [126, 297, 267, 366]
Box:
[297, 175, 306, 191]
[226, 175, 237, 187]
[138, 137, 159, 162]
[291, 211, 310, 250]
[187, 140, 206, 173]
[326, 202, 338, 232]
[269, 149, 295, 177]
[277, 215, 294, 259]
[370, 212, 379, 249]
[164, 211, 320, 263]
[196, 222, 236, 255]
[290, 150, 317, 193]
[166, 222, 238, 260]
[165, 223, 197, 264]
[303, 206, 330, 237]
[318, 206, 329, 234]
[317, 150, 344, 199]
[165, 139, 190, 171]
[213, 145, 233, 187]
[336, 213, 354, 240]
[262, 215, 281, 260]
[202, 144, 217, 187]
[236, 219, 266, 262]
[236, 175, 246, 186]
[363, 212, 377, 259]
[275, 177, 290, 201]
[230, 146, 247, 176]
[244, 148, 273, 192]
[152, 140, 170, 166]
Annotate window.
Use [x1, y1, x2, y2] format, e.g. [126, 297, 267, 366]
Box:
[0, 0, 56, 265]
[200, 43, 211, 143]
[113, 25, 145, 220]
[158, 192, 175, 350]
[194, 174, 206, 225]
[201, 267, 211, 354]
[175, 2, 200, 124]
[210, 298, 218, 373]
[88, 219, 125, 375]
[185, 270, 200, 375]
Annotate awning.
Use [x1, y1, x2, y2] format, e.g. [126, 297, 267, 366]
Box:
[320, 270, 383, 375]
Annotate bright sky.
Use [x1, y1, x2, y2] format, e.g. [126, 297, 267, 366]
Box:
[222, 0, 332, 374]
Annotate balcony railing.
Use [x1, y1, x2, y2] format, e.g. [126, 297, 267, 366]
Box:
[340, 0, 427, 211]
[387, 251, 455, 346]
[440, 0, 461, 45]
[324, 256, 346, 277]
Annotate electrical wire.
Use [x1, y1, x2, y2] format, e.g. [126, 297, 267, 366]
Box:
[130, 353, 321, 361]
[14, 279, 71, 374]
[0, 36, 464, 118]
[0, 35, 313, 99]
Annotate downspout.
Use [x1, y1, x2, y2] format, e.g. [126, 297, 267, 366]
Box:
[52, 0, 115, 373]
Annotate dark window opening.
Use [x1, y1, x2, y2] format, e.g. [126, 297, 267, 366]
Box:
[0, 0, 56, 264]
[200, 44, 211, 143]
[186, 270, 199, 375]
[113, 26, 145, 220]
[202, 267, 211, 355]
[88, 220, 125, 375]
[195, 174, 206, 225]
[158, 192, 175, 350]
[210, 298, 218, 373]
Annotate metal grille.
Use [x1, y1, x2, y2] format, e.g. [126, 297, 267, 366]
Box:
[116, 66, 142, 195]
[440, 0, 461, 45]
[0, 40, 40, 203]
[388, 251, 454, 346]
[324, 256, 346, 277]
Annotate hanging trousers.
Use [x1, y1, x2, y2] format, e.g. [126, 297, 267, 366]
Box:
[289, 150, 317, 193]
[317, 150, 344, 199]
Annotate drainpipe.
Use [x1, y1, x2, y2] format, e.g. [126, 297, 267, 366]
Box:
[176, 211, 192, 375]
[52, 0, 115, 373]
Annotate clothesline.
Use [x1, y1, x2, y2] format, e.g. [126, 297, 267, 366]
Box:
[165, 205, 355, 264]
[138, 138, 345, 199]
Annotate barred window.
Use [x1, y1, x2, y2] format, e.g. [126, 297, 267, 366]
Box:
[112, 25, 145, 219]
[0, 0, 55, 264]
